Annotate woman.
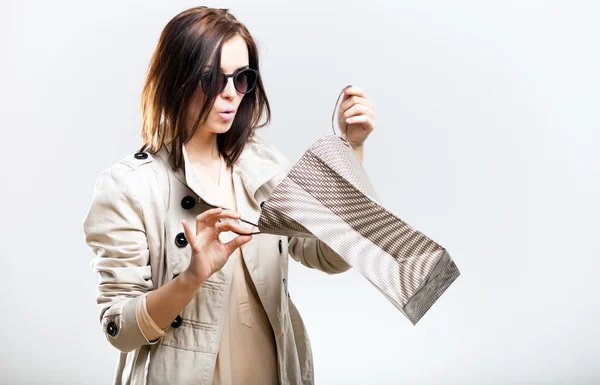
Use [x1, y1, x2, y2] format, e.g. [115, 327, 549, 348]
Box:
[83, 6, 376, 385]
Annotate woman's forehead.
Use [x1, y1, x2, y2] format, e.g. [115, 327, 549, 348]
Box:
[219, 35, 249, 72]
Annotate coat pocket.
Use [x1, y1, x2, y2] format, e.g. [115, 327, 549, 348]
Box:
[159, 281, 227, 354]
[160, 318, 218, 353]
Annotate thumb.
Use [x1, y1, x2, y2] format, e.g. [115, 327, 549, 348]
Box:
[223, 235, 252, 255]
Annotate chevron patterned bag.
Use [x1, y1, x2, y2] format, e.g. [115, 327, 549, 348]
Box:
[251, 87, 460, 325]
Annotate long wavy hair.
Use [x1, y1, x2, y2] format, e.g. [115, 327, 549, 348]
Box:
[139, 7, 271, 169]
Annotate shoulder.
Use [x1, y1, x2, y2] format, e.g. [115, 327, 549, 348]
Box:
[243, 132, 291, 169]
[84, 149, 169, 231]
[117, 150, 155, 172]
[91, 150, 162, 204]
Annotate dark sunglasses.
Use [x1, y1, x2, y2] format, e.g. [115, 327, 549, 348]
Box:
[200, 67, 259, 95]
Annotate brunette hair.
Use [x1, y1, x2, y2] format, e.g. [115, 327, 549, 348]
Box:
[139, 7, 271, 169]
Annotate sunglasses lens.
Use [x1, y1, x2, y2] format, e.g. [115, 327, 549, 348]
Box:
[201, 77, 210, 94]
[235, 69, 257, 94]
[216, 74, 227, 93]
[201, 69, 258, 94]
[201, 73, 227, 94]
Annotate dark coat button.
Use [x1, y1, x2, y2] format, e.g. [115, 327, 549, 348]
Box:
[283, 278, 288, 292]
[260, 201, 265, 209]
[278, 239, 283, 254]
[171, 315, 182, 328]
[175, 232, 188, 247]
[181, 196, 196, 210]
[106, 321, 118, 337]
[134, 152, 148, 160]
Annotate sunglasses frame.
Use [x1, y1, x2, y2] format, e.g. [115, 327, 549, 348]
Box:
[200, 67, 259, 95]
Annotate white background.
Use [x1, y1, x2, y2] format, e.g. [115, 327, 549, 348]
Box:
[1, 1, 599, 384]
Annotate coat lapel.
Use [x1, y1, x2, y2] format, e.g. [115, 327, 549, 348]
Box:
[155, 134, 288, 333]
[155, 133, 288, 208]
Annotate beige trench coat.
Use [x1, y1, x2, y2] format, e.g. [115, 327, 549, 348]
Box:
[83, 133, 350, 385]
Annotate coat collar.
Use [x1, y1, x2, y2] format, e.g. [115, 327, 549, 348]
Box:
[156, 133, 289, 208]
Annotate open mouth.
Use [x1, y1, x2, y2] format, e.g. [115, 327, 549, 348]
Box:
[218, 111, 235, 120]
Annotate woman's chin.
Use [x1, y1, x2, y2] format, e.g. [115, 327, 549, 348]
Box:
[208, 123, 234, 135]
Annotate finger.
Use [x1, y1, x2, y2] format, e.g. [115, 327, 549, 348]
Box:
[215, 220, 254, 235]
[195, 207, 243, 221]
[223, 234, 253, 255]
[195, 208, 222, 234]
[196, 208, 240, 227]
[340, 96, 374, 113]
[203, 210, 242, 227]
[343, 104, 375, 120]
[343, 86, 366, 99]
[181, 220, 195, 246]
[345, 115, 375, 132]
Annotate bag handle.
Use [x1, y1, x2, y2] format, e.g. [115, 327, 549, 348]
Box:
[331, 85, 353, 137]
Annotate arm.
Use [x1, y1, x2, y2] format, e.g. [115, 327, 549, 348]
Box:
[353, 144, 364, 164]
[288, 237, 351, 275]
[83, 165, 206, 352]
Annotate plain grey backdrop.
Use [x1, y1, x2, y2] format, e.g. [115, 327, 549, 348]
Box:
[1, 0, 598, 384]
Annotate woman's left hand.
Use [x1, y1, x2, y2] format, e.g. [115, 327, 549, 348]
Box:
[337, 86, 376, 149]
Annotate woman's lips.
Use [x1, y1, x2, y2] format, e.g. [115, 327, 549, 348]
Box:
[218, 111, 235, 120]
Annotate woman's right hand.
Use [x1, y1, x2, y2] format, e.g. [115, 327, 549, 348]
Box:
[181, 207, 253, 285]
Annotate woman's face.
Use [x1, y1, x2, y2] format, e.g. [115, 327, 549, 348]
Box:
[187, 34, 250, 135]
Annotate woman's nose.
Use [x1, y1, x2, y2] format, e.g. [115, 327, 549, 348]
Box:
[221, 77, 237, 98]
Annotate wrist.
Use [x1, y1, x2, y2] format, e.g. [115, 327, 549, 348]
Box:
[180, 268, 207, 288]
[352, 144, 365, 163]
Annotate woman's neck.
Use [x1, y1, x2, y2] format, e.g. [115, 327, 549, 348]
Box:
[185, 129, 220, 163]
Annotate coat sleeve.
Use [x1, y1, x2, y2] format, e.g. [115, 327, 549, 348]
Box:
[288, 236, 351, 275]
[82, 164, 160, 353]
